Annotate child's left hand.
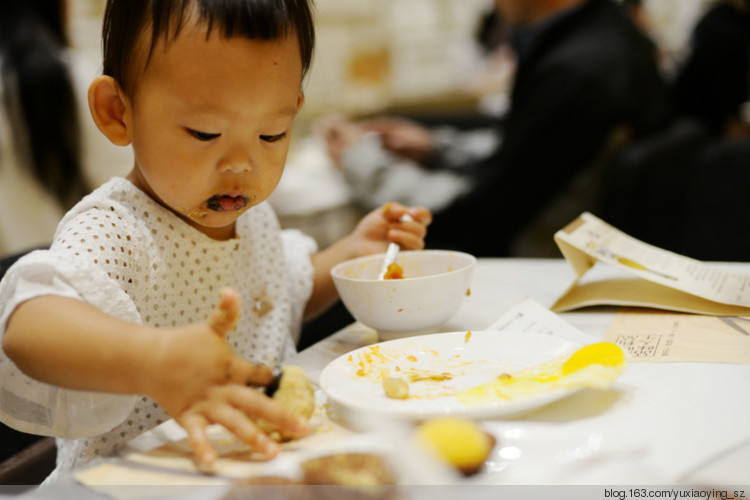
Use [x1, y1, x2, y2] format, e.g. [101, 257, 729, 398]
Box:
[348, 202, 432, 257]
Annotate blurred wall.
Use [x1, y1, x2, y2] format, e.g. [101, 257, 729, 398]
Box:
[67, 0, 717, 122]
[301, 0, 493, 120]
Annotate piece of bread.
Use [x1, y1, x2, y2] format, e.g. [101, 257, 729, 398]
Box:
[301, 452, 396, 489]
[257, 365, 315, 442]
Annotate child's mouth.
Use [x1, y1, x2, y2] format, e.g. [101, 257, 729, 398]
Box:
[206, 194, 249, 212]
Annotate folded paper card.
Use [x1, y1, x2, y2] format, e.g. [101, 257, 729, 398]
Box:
[551, 212, 750, 316]
[551, 213, 750, 363]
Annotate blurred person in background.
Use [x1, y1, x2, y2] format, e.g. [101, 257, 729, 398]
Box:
[0, 0, 131, 469]
[602, 0, 750, 261]
[671, 0, 750, 138]
[317, 6, 510, 227]
[319, 0, 670, 257]
[0, 0, 132, 257]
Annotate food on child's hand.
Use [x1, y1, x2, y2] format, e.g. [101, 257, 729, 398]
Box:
[257, 365, 314, 442]
[382, 262, 404, 280]
[382, 376, 409, 399]
[414, 417, 495, 476]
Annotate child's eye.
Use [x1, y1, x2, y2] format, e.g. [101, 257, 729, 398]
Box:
[260, 132, 287, 143]
[186, 128, 220, 141]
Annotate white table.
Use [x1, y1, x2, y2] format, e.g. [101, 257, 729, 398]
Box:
[292, 258, 750, 486]
[57, 258, 749, 500]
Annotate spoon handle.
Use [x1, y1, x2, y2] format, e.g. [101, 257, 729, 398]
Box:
[378, 242, 401, 279]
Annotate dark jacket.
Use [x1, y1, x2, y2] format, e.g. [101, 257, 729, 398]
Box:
[671, 2, 750, 135]
[426, 0, 670, 256]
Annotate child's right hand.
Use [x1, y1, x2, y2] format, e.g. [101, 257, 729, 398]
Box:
[141, 288, 307, 468]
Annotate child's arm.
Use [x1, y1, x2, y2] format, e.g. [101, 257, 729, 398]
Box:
[305, 203, 431, 321]
[3, 288, 306, 466]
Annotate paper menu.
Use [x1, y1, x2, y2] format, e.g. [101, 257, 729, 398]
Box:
[488, 296, 598, 346]
[551, 212, 750, 315]
[601, 309, 750, 364]
[491, 296, 750, 363]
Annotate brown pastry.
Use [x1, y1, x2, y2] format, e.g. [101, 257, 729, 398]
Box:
[224, 476, 308, 500]
[300, 453, 397, 500]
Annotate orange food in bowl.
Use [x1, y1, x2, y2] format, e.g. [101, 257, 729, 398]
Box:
[383, 262, 405, 280]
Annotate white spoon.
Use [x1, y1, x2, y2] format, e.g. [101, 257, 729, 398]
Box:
[378, 213, 414, 280]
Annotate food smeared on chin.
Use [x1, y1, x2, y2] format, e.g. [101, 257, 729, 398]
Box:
[382, 262, 405, 280]
[176, 206, 210, 219]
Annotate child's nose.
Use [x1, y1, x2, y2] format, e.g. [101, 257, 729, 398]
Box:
[218, 149, 252, 173]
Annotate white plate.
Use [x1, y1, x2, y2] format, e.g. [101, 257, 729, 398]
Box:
[320, 330, 583, 420]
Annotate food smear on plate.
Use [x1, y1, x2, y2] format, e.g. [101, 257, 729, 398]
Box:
[457, 342, 626, 406]
[345, 340, 625, 404]
[348, 344, 476, 400]
[382, 262, 405, 279]
[354, 345, 400, 378]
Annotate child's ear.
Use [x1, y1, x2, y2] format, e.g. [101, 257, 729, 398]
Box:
[88, 76, 131, 146]
[296, 92, 305, 113]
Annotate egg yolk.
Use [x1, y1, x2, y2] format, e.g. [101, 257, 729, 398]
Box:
[562, 342, 625, 375]
[415, 417, 492, 469]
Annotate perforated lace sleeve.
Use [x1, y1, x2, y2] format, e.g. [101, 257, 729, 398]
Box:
[280, 229, 317, 347]
[0, 203, 148, 438]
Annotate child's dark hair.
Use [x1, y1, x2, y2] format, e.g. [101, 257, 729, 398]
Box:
[0, 1, 88, 210]
[102, 0, 316, 95]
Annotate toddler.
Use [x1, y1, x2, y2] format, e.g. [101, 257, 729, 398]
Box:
[0, 0, 430, 483]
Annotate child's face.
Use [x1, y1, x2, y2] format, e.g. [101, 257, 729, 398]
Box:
[123, 20, 304, 240]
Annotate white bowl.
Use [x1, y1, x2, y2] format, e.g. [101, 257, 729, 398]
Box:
[331, 250, 476, 340]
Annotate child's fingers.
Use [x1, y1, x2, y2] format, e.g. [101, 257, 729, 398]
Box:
[382, 203, 432, 226]
[407, 206, 432, 226]
[388, 228, 426, 250]
[179, 413, 218, 468]
[387, 216, 428, 246]
[207, 288, 240, 336]
[380, 202, 403, 221]
[207, 403, 280, 458]
[225, 357, 274, 387]
[228, 386, 308, 439]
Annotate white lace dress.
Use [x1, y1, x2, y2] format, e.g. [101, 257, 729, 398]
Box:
[0, 177, 316, 483]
